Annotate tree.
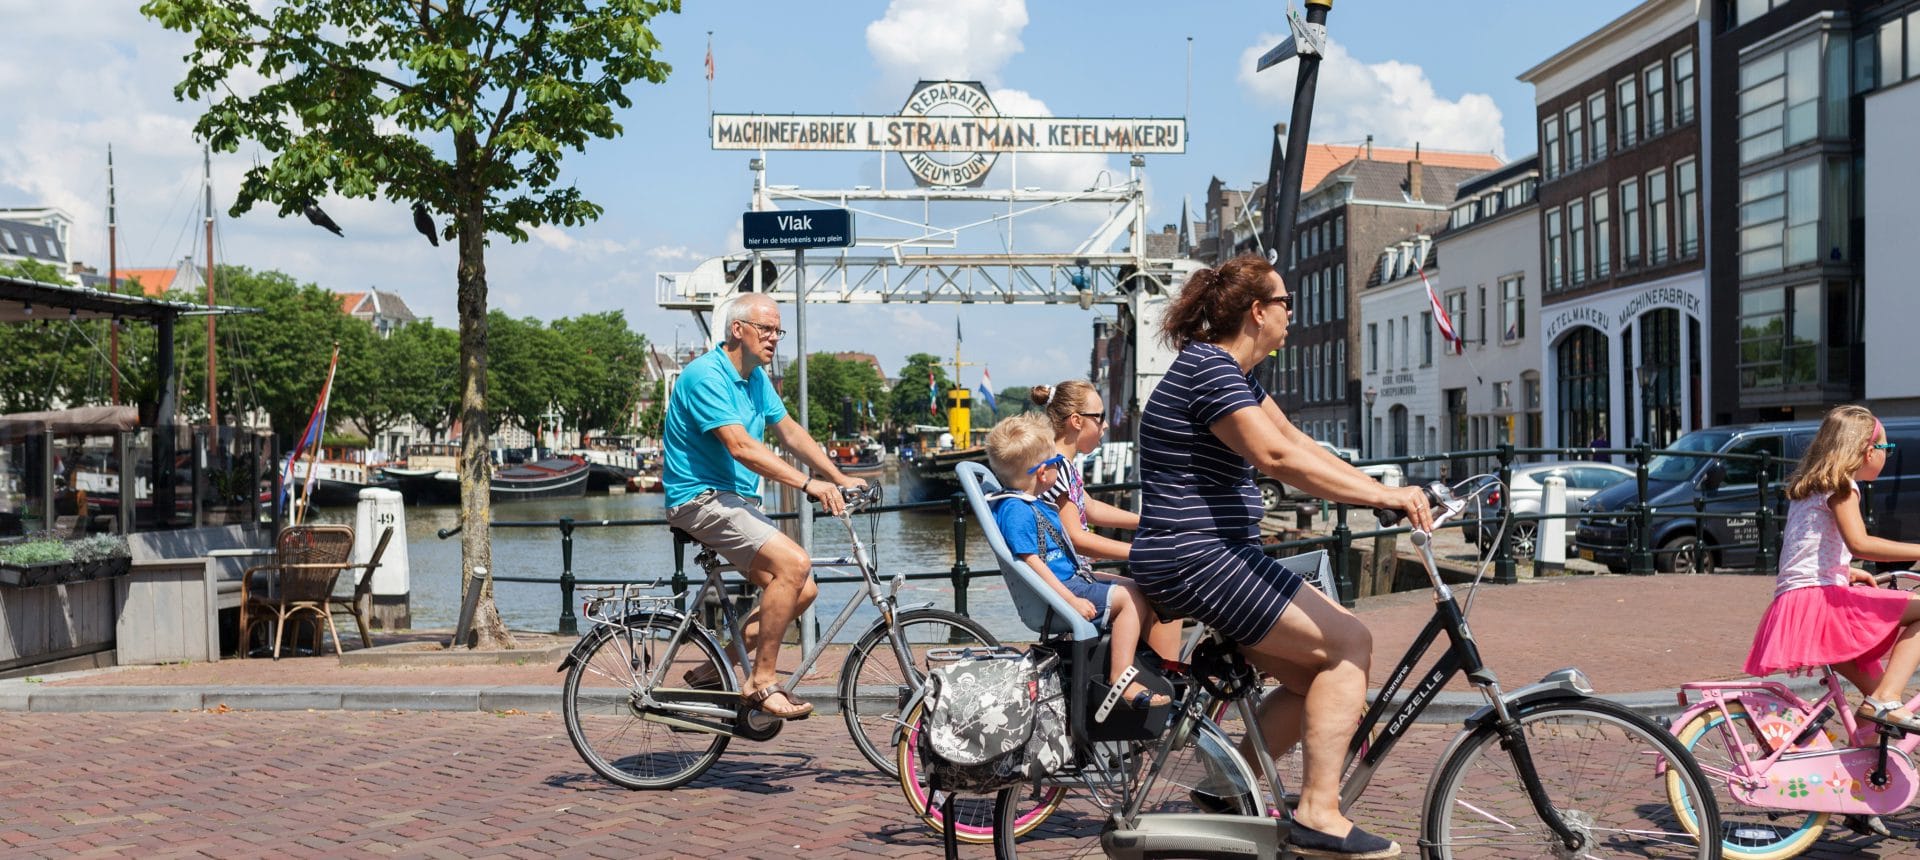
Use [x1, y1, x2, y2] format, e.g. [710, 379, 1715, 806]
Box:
[146, 0, 681, 649]
[0, 260, 96, 413]
[993, 385, 1033, 423]
[634, 379, 665, 444]
[890, 353, 952, 431]
[384, 321, 461, 439]
[485, 311, 572, 445]
[550, 311, 647, 441]
[780, 353, 885, 442]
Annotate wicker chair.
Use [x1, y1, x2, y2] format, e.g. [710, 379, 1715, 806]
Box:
[238, 524, 356, 659]
[327, 525, 394, 650]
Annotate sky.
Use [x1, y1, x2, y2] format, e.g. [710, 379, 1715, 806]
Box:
[0, 0, 1644, 390]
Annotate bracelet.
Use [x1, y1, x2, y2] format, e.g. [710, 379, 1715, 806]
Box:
[801, 477, 814, 493]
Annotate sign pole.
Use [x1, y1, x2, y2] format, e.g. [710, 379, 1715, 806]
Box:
[795, 246, 815, 655]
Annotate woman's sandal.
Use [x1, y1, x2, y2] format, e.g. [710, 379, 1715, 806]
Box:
[1857, 697, 1920, 732]
[742, 686, 813, 720]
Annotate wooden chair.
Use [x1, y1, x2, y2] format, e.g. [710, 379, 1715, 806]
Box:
[238, 524, 355, 659]
[328, 525, 394, 650]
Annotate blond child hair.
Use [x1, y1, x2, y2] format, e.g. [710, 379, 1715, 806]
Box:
[986, 413, 1054, 488]
[1785, 405, 1879, 501]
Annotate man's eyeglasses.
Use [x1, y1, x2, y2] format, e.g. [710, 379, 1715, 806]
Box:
[1027, 453, 1069, 475]
[1875, 441, 1897, 451]
[1259, 293, 1295, 312]
[737, 319, 787, 339]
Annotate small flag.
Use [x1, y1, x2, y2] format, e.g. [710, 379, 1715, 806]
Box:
[704, 40, 714, 81]
[956, 315, 963, 344]
[1418, 267, 1463, 355]
[283, 345, 341, 522]
[928, 369, 939, 417]
[976, 368, 997, 413]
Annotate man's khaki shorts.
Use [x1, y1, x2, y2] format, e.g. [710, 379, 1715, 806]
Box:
[666, 490, 784, 572]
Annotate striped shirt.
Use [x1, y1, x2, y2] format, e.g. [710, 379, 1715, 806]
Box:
[1136, 341, 1267, 540]
[1040, 454, 1089, 529]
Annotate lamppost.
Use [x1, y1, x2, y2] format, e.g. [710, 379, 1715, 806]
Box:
[1364, 385, 1378, 459]
[1636, 364, 1657, 445]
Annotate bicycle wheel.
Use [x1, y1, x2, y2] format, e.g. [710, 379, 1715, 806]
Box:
[1669, 703, 1832, 860]
[1423, 697, 1720, 858]
[895, 699, 1067, 844]
[841, 608, 996, 777]
[992, 716, 1264, 859]
[562, 615, 733, 790]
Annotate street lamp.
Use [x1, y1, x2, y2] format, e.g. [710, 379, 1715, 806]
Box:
[1363, 385, 1378, 459]
[1635, 364, 1657, 444]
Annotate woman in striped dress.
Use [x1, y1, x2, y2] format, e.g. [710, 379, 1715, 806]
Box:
[1128, 254, 1432, 859]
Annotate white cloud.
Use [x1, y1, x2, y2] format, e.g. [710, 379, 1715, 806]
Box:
[646, 244, 706, 264]
[529, 224, 579, 252]
[866, 0, 1027, 87]
[1238, 35, 1505, 159]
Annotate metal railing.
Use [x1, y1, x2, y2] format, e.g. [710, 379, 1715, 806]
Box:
[457, 442, 1801, 633]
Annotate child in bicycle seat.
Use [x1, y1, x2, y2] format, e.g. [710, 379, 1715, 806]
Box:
[986, 413, 1170, 711]
[1746, 405, 1920, 732]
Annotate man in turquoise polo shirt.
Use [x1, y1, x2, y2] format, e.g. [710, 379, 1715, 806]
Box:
[663, 292, 864, 719]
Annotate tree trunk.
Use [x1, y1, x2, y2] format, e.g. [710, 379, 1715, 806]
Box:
[452, 149, 515, 651]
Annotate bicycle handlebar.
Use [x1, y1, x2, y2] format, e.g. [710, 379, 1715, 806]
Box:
[1372, 482, 1458, 530]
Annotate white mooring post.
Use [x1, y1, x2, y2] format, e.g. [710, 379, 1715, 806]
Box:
[1536, 476, 1567, 576]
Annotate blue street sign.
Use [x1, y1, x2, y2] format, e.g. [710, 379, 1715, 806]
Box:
[741, 208, 855, 250]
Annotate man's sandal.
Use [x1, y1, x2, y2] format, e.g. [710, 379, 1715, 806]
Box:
[1857, 697, 1920, 732]
[742, 686, 814, 720]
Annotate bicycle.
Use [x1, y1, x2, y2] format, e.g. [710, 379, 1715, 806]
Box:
[962, 477, 1724, 858]
[1666, 569, 1920, 860]
[558, 483, 996, 789]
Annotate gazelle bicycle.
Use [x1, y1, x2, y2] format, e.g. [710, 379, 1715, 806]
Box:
[558, 483, 996, 788]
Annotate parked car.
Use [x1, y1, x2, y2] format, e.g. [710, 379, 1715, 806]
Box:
[1572, 418, 1920, 573]
[1256, 440, 1406, 513]
[1460, 461, 1634, 555]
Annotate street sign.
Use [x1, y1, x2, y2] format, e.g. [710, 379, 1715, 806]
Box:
[741, 208, 855, 250]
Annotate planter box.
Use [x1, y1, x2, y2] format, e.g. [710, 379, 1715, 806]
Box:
[0, 556, 132, 588]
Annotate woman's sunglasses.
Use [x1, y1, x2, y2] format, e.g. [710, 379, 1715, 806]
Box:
[1259, 293, 1295, 311]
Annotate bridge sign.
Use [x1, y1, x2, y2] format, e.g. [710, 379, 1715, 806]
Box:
[741, 208, 855, 250]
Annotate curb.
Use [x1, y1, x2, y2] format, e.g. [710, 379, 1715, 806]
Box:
[0, 675, 1831, 722]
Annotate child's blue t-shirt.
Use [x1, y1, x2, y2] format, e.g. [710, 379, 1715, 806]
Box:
[992, 495, 1077, 583]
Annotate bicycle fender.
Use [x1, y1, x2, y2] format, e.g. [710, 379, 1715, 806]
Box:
[847, 603, 939, 646]
[555, 610, 691, 673]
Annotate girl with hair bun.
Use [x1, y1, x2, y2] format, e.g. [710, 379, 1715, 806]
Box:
[1028, 379, 1181, 660]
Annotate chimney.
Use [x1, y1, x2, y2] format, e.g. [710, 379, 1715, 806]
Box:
[1407, 142, 1424, 201]
[1364, 134, 1373, 159]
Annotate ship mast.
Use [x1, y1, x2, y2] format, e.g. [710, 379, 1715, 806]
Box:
[107, 145, 120, 404]
[203, 147, 219, 452]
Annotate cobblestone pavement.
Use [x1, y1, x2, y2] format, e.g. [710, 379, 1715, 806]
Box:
[4, 709, 1918, 858]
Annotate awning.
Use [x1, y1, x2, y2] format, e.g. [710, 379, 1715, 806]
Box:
[0, 275, 258, 323]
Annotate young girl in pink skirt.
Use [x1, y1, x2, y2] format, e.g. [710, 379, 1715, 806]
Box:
[1745, 405, 1920, 731]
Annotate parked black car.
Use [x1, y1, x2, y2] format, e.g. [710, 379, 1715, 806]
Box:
[1572, 418, 1920, 573]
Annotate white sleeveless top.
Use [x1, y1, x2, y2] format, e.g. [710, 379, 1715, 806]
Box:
[1774, 481, 1856, 596]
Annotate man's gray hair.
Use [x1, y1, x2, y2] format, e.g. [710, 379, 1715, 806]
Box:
[723, 293, 778, 345]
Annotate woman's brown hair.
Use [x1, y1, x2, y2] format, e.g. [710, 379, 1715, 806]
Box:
[1158, 254, 1279, 349]
[1784, 404, 1879, 501]
[1029, 379, 1098, 438]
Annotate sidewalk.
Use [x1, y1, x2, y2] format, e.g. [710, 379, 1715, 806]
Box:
[3, 569, 1788, 718]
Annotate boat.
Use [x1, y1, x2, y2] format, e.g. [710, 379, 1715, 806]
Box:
[491, 454, 589, 501]
[286, 446, 395, 507]
[381, 442, 461, 505]
[899, 394, 987, 504]
[568, 445, 641, 493]
[829, 437, 888, 474]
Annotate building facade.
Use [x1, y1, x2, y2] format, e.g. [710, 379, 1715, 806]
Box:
[1431, 157, 1546, 472]
[1359, 235, 1446, 480]
[1521, 0, 1707, 451]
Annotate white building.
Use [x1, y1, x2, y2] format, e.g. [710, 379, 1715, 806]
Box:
[1431, 157, 1545, 472]
[1359, 236, 1446, 481]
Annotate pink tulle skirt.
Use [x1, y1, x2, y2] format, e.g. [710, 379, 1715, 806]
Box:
[1745, 584, 1914, 677]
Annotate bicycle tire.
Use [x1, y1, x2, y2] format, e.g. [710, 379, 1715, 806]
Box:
[1670, 702, 1832, 860]
[990, 716, 1264, 859]
[840, 608, 996, 777]
[895, 698, 1067, 844]
[562, 615, 733, 790]
[1422, 696, 1721, 858]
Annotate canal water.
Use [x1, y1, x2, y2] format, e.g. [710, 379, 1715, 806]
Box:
[311, 468, 1030, 642]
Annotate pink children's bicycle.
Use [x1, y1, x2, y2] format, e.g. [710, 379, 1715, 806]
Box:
[1666, 571, 1920, 860]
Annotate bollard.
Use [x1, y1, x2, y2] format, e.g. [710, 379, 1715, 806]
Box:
[558, 517, 578, 636]
[1332, 503, 1354, 608]
[1536, 475, 1568, 576]
[950, 494, 972, 619]
[1370, 474, 1402, 596]
[1755, 452, 1778, 575]
[1295, 501, 1315, 531]
[1493, 443, 1517, 585]
[1693, 494, 1708, 574]
[1631, 444, 1656, 575]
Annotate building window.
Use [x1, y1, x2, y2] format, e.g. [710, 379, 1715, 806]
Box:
[1336, 340, 1346, 392]
[1320, 268, 1332, 322]
[1543, 116, 1561, 179]
[1400, 314, 1411, 370]
[1645, 60, 1668, 136]
[1568, 199, 1588, 284]
[1385, 319, 1395, 371]
[1421, 311, 1434, 366]
[1565, 103, 1585, 173]
[1617, 75, 1639, 148]
[1545, 209, 1564, 291]
[1737, 283, 1819, 389]
[1501, 275, 1525, 342]
[1334, 216, 1344, 247]
[1592, 189, 1613, 278]
[1674, 46, 1697, 124]
[1588, 92, 1609, 162]
[1882, 16, 1904, 87]
[1734, 0, 1775, 28]
[1621, 177, 1642, 268]
[1446, 290, 1467, 349]
[1476, 286, 1487, 350]
[1647, 168, 1670, 264]
[1556, 327, 1610, 448]
[1335, 264, 1346, 318]
[1676, 158, 1699, 258]
[1368, 323, 1379, 373]
[1739, 160, 1823, 275]
[1739, 37, 1819, 165]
